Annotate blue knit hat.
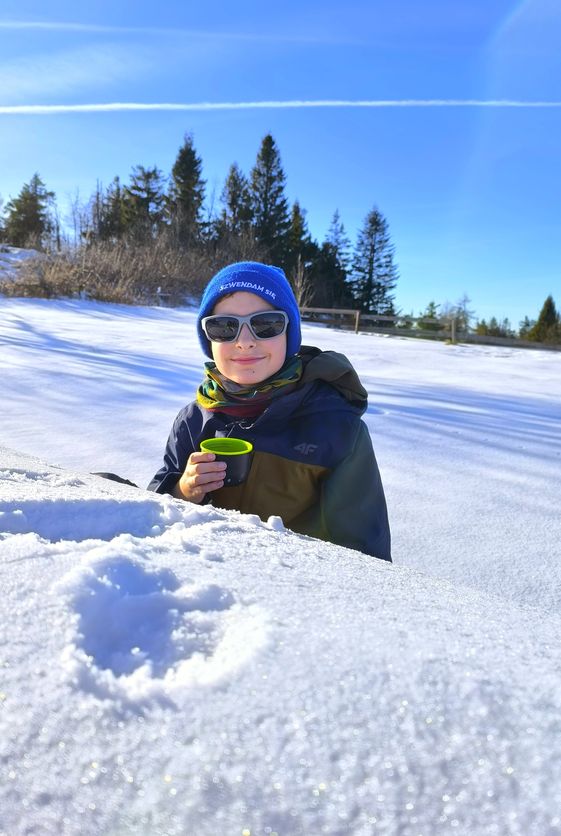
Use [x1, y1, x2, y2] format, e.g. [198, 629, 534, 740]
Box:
[197, 261, 302, 359]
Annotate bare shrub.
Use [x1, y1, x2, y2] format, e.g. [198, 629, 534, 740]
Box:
[210, 230, 267, 267]
[0, 231, 272, 305]
[1, 240, 210, 304]
[290, 254, 315, 308]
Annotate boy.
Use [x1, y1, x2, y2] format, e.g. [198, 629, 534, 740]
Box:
[148, 261, 391, 561]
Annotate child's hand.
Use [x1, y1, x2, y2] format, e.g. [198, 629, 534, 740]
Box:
[172, 452, 227, 503]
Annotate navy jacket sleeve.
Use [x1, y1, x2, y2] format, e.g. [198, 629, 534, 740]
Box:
[147, 408, 196, 494]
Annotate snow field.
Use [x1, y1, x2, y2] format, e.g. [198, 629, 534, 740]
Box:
[1, 299, 561, 834]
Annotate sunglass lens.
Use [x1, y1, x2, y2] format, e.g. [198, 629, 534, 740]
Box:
[250, 312, 286, 339]
[205, 316, 239, 341]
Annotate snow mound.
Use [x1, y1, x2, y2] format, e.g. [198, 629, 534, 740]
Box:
[0, 245, 40, 279]
[2, 447, 561, 834]
[56, 551, 267, 712]
[0, 466, 187, 540]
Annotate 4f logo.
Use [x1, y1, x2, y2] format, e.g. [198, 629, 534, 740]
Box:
[294, 443, 318, 456]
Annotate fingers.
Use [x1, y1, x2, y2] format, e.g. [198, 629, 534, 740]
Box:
[176, 452, 227, 503]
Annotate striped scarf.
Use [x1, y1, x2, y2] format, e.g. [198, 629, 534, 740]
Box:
[197, 356, 303, 417]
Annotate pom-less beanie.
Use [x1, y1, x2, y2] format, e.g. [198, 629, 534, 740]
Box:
[197, 261, 302, 359]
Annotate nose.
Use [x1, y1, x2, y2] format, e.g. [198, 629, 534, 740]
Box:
[236, 323, 256, 347]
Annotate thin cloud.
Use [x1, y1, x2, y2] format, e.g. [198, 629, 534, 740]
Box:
[0, 20, 343, 44]
[0, 45, 156, 103]
[0, 20, 232, 34]
[1, 99, 561, 115]
[0, 20, 128, 31]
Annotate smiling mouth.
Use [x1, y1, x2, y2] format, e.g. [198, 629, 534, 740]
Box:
[232, 357, 265, 363]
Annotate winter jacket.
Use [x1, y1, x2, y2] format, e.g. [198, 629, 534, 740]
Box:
[148, 346, 391, 561]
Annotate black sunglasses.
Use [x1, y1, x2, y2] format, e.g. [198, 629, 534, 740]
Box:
[201, 310, 288, 343]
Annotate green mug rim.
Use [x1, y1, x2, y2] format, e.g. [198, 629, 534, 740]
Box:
[200, 438, 254, 456]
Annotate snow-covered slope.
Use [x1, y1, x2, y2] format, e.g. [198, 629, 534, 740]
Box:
[2, 446, 561, 835]
[2, 298, 560, 611]
[1, 298, 561, 834]
[0, 245, 40, 279]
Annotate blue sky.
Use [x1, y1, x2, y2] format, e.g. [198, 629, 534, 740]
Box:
[1, 0, 560, 325]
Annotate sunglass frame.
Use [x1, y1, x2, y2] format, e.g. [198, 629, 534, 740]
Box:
[201, 310, 288, 343]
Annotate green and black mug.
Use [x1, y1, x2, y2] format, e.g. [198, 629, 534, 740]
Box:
[200, 437, 254, 487]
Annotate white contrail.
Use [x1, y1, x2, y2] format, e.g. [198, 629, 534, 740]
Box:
[1, 99, 561, 115]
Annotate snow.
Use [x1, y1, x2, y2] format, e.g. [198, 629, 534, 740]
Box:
[1, 298, 561, 835]
[0, 245, 40, 280]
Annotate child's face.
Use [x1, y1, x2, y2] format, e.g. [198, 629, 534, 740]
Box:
[210, 292, 287, 385]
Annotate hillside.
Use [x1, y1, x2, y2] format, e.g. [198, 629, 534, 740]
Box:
[1, 298, 561, 834]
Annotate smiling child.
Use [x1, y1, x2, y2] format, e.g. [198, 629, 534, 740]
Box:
[148, 261, 391, 560]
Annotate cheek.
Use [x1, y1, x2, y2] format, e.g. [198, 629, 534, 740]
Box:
[210, 342, 227, 371]
[270, 335, 287, 369]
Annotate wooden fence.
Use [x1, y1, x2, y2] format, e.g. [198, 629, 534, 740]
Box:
[300, 307, 454, 340]
[299, 307, 561, 351]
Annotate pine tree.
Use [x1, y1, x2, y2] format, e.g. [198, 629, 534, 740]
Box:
[519, 316, 535, 339]
[249, 134, 290, 265]
[219, 163, 253, 237]
[350, 206, 398, 313]
[88, 177, 127, 243]
[286, 201, 317, 272]
[4, 173, 56, 249]
[419, 301, 442, 331]
[454, 294, 474, 333]
[497, 317, 514, 337]
[168, 134, 206, 247]
[306, 211, 352, 308]
[477, 316, 517, 338]
[326, 210, 351, 273]
[306, 243, 349, 308]
[528, 295, 560, 344]
[123, 166, 167, 241]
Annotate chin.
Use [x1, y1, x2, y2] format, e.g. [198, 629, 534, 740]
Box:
[230, 368, 266, 385]
[221, 357, 284, 385]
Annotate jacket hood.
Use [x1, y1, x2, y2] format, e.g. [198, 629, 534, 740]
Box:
[299, 345, 368, 409]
